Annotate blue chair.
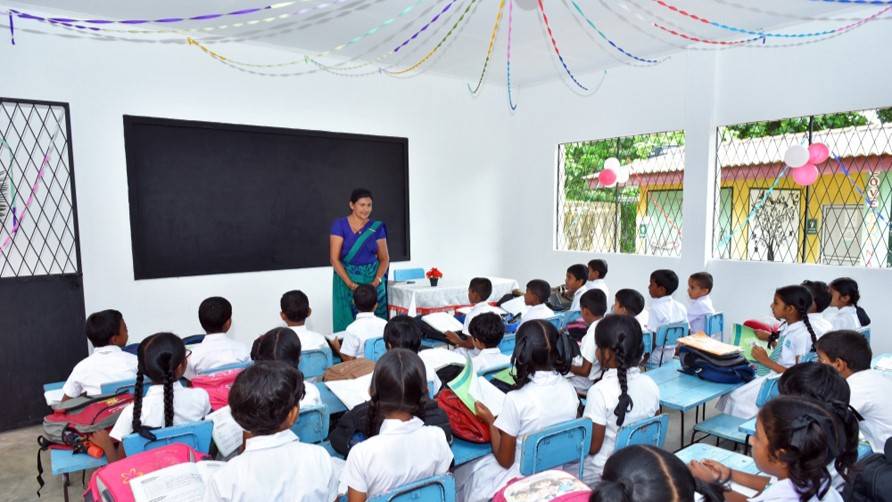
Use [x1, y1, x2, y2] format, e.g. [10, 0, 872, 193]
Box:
[479, 362, 512, 381]
[649, 322, 690, 369]
[615, 414, 669, 450]
[801, 351, 818, 363]
[198, 361, 251, 375]
[641, 331, 655, 358]
[545, 316, 564, 333]
[100, 378, 138, 396]
[369, 474, 456, 502]
[364, 337, 387, 362]
[692, 376, 779, 448]
[860, 327, 871, 344]
[291, 404, 329, 444]
[182, 334, 206, 345]
[519, 418, 592, 479]
[558, 310, 582, 327]
[704, 312, 725, 341]
[393, 268, 425, 282]
[300, 348, 333, 380]
[498, 334, 516, 355]
[504, 319, 520, 334]
[122, 420, 213, 456]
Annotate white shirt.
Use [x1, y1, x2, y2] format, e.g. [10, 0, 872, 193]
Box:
[519, 304, 555, 327]
[749, 477, 843, 501]
[471, 348, 511, 376]
[687, 295, 716, 334]
[496, 371, 579, 440]
[648, 296, 688, 331]
[110, 382, 211, 441]
[822, 306, 840, 321]
[830, 306, 861, 331]
[62, 345, 138, 397]
[186, 333, 250, 379]
[585, 279, 609, 302]
[583, 368, 660, 478]
[287, 325, 329, 353]
[808, 313, 833, 339]
[341, 313, 388, 358]
[847, 369, 892, 452]
[569, 286, 588, 313]
[203, 429, 338, 502]
[569, 319, 602, 392]
[462, 302, 505, 334]
[776, 321, 812, 367]
[341, 417, 452, 497]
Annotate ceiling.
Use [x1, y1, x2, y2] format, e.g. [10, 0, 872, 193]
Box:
[2, 0, 875, 86]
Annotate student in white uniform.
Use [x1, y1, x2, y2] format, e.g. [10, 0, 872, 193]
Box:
[62, 309, 137, 400]
[518, 280, 555, 327]
[817, 330, 892, 453]
[828, 278, 871, 332]
[687, 272, 717, 336]
[341, 349, 453, 500]
[90, 332, 212, 462]
[204, 361, 339, 501]
[186, 297, 250, 378]
[801, 280, 834, 337]
[585, 259, 610, 301]
[251, 327, 321, 406]
[646, 269, 688, 367]
[691, 396, 845, 502]
[565, 264, 589, 312]
[613, 289, 648, 332]
[280, 289, 329, 353]
[468, 313, 511, 376]
[579, 315, 660, 485]
[568, 289, 607, 393]
[340, 284, 388, 360]
[445, 277, 502, 353]
[455, 320, 579, 502]
[717, 285, 817, 418]
[383, 316, 441, 395]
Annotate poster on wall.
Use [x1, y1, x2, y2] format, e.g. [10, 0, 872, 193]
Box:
[747, 188, 801, 263]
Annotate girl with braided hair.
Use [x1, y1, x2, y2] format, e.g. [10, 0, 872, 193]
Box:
[579, 314, 660, 485]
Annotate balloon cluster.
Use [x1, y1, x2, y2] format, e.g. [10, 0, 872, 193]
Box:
[784, 143, 829, 186]
[596, 157, 630, 187]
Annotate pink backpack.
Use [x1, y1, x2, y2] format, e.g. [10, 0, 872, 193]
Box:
[83, 443, 207, 502]
[492, 470, 592, 502]
[189, 368, 243, 410]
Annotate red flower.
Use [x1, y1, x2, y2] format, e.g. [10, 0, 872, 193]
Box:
[426, 267, 443, 279]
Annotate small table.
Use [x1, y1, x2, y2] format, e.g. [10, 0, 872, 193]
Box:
[388, 277, 519, 317]
[739, 417, 757, 436]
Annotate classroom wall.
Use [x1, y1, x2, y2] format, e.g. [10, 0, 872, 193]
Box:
[500, 16, 892, 353]
[0, 33, 513, 344]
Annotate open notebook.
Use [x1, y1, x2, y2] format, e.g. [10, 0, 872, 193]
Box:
[421, 312, 463, 333]
[206, 406, 244, 458]
[324, 373, 372, 410]
[447, 358, 506, 416]
[130, 461, 225, 502]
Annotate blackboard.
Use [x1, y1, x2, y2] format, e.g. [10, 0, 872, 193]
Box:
[123, 116, 409, 279]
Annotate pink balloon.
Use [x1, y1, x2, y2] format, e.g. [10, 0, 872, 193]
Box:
[791, 164, 819, 186]
[599, 169, 617, 186]
[808, 143, 830, 165]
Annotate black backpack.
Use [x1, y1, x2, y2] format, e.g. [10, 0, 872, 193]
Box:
[678, 346, 755, 384]
[845, 438, 892, 502]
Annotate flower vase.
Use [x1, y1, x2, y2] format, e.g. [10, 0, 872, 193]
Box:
[429, 278, 439, 287]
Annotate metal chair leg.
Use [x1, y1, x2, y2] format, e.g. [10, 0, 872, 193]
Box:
[63, 473, 70, 502]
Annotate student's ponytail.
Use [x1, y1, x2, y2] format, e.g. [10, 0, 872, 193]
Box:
[594, 316, 644, 428]
[800, 305, 818, 350]
[776, 285, 818, 350]
[132, 332, 186, 438]
[161, 353, 175, 428]
[613, 333, 632, 427]
[512, 320, 566, 389]
[828, 399, 861, 482]
[590, 479, 634, 502]
[553, 331, 579, 376]
[830, 277, 871, 327]
[131, 362, 146, 437]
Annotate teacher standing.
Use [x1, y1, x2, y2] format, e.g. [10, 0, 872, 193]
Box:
[329, 188, 390, 332]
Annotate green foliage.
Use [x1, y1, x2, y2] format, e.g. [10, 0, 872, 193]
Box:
[723, 112, 868, 140]
[878, 108, 892, 124]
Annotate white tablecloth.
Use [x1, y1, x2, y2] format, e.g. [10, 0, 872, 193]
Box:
[387, 277, 520, 317]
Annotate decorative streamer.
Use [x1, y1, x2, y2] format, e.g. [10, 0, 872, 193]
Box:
[386, 0, 479, 76]
[712, 0, 892, 22]
[316, 0, 427, 58]
[393, 0, 459, 53]
[536, 0, 588, 91]
[506, 0, 517, 110]
[468, 0, 505, 94]
[653, 23, 764, 45]
[718, 165, 790, 248]
[8, 11, 14, 45]
[568, 0, 664, 65]
[810, 0, 892, 4]
[10, 3, 290, 26]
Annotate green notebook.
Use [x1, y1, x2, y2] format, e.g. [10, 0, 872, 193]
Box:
[492, 367, 516, 386]
[447, 357, 478, 414]
[734, 323, 770, 364]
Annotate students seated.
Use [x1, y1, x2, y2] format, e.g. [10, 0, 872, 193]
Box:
[586, 259, 610, 300]
[279, 290, 328, 352]
[467, 313, 510, 375]
[801, 280, 834, 335]
[62, 309, 137, 400]
[816, 330, 892, 453]
[251, 327, 321, 406]
[340, 349, 453, 501]
[686, 272, 716, 336]
[455, 320, 578, 502]
[383, 315, 441, 395]
[594, 445, 722, 502]
[186, 297, 250, 378]
[339, 284, 388, 360]
[445, 277, 501, 351]
[203, 361, 339, 501]
[613, 289, 647, 330]
[827, 278, 871, 331]
[518, 279, 554, 326]
[565, 264, 589, 312]
[568, 289, 607, 393]
[646, 269, 688, 366]
[91, 333, 212, 461]
[580, 315, 660, 485]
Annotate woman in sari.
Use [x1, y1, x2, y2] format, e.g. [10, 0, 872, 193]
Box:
[330, 188, 390, 332]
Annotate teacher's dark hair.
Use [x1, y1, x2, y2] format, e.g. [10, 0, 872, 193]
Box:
[350, 188, 373, 204]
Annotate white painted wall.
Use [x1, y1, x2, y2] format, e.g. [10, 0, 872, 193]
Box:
[501, 18, 892, 352]
[0, 34, 512, 344]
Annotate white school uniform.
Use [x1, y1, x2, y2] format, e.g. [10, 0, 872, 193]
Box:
[62, 345, 138, 398]
[186, 333, 250, 379]
[808, 313, 833, 339]
[569, 286, 588, 313]
[462, 302, 504, 334]
[109, 382, 211, 441]
[287, 325, 329, 353]
[822, 306, 839, 321]
[569, 319, 602, 393]
[748, 477, 843, 501]
[829, 305, 861, 331]
[519, 303, 555, 327]
[455, 371, 579, 502]
[647, 296, 688, 366]
[687, 295, 716, 336]
[847, 368, 892, 452]
[471, 348, 511, 376]
[341, 417, 452, 498]
[340, 312, 388, 358]
[578, 368, 660, 485]
[203, 429, 339, 502]
[585, 279, 609, 302]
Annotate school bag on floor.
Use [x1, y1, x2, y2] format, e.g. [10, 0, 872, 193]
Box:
[678, 346, 755, 384]
[83, 443, 208, 502]
[189, 368, 244, 411]
[492, 470, 591, 502]
[844, 437, 892, 502]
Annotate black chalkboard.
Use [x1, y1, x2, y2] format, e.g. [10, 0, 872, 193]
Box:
[123, 116, 409, 279]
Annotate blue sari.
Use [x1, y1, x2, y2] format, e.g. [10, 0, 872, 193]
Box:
[331, 218, 388, 332]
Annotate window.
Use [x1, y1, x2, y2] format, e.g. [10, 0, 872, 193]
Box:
[557, 130, 685, 257]
[713, 108, 892, 268]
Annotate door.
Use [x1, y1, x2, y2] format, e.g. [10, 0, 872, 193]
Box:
[821, 205, 864, 266]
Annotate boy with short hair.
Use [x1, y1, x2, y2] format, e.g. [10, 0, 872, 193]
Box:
[63, 310, 137, 400]
[565, 264, 589, 312]
[203, 361, 339, 501]
[445, 277, 502, 350]
[568, 289, 608, 393]
[613, 289, 648, 330]
[468, 313, 510, 375]
[519, 279, 554, 326]
[816, 330, 892, 453]
[279, 290, 328, 353]
[687, 272, 717, 336]
[339, 284, 388, 360]
[647, 269, 688, 367]
[586, 259, 610, 300]
[186, 296, 250, 378]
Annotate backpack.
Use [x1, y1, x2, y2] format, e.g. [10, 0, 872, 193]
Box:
[330, 399, 453, 456]
[323, 358, 376, 382]
[435, 388, 490, 443]
[189, 368, 243, 411]
[678, 346, 755, 384]
[844, 438, 892, 502]
[492, 470, 591, 502]
[83, 443, 208, 502]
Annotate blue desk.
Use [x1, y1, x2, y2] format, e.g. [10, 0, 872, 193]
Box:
[316, 382, 348, 415]
[49, 449, 108, 502]
[739, 418, 756, 436]
[675, 443, 761, 475]
[452, 439, 492, 466]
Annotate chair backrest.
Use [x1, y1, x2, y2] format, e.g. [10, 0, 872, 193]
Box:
[43, 381, 65, 393]
[364, 337, 387, 362]
[498, 334, 516, 356]
[393, 268, 425, 282]
[479, 362, 512, 381]
[755, 376, 781, 408]
[654, 321, 690, 348]
[291, 404, 329, 444]
[519, 418, 592, 479]
[704, 312, 725, 340]
[198, 361, 251, 375]
[859, 327, 871, 343]
[641, 331, 655, 356]
[369, 473, 456, 502]
[545, 316, 564, 332]
[299, 349, 333, 379]
[559, 310, 582, 326]
[122, 420, 213, 456]
[800, 352, 818, 363]
[614, 414, 669, 451]
[100, 378, 138, 396]
[181, 334, 206, 346]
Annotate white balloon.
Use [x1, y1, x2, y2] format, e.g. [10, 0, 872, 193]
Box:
[615, 165, 631, 184]
[604, 157, 621, 171]
[784, 145, 810, 169]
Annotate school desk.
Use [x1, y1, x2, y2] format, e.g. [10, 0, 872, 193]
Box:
[675, 442, 760, 475]
[388, 277, 519, 317]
